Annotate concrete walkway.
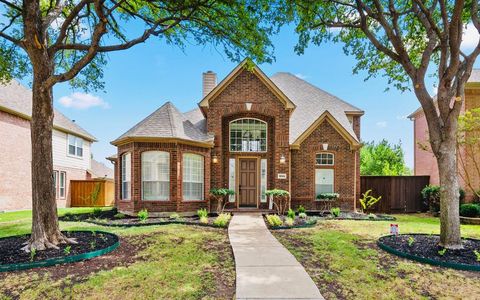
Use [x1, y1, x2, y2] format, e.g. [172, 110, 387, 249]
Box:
[229, 214, 324, 300]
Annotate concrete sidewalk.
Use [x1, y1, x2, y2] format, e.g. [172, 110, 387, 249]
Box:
[229, 214, 324, 300]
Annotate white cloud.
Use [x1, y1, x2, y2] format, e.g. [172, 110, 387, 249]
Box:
[396, 115, 408, 120]
[294, 73, 308, 80]
[376, 121, 387, 128]
[59, 92, 110, 110]
[461, 23, 480, 50]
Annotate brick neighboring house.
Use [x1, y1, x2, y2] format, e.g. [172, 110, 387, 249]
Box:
[409, 69, 480, 200]
[0, 80, 98, 211]
[111, 60, 363, 214]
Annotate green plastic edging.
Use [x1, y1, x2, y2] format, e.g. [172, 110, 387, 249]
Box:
[269, 222, 318, 230]
[85, 219, 228, 229]
[0, 231, 120, 273]
[377, 234, 480, 272]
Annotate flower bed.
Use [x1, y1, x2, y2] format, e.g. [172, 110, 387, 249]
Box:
[378, 234, 480, 272]
[315, 211, 396, 221]
[0, 231, 119, 272]
[263, 214, 319, 229]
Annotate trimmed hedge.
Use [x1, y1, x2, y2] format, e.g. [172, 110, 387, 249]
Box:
[460, 204, 480, 218]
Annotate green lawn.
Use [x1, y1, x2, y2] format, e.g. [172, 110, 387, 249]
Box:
[0, 208, 235, 300]
[273, 214, 480, 300]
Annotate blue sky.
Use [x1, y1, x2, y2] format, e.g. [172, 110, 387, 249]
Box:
[51, 24, 480, 168]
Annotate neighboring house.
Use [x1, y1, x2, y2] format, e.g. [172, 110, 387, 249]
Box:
[409, 69, 480, 199]
[90, 159, 114, 179]
[0, 80, 97, 211]
[111, 60, 363, 214]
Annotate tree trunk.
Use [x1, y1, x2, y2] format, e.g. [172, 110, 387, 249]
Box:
[24, 62, 75, 251]
[436, 139, 462, 249]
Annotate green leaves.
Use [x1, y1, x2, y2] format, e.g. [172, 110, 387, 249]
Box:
[360, 139, 411, 176]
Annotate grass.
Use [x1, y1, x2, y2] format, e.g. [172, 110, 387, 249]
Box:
[273, 214, 480, 300]
[0, 208, 235, 299]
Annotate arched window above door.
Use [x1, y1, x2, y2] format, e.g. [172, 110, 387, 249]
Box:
[229, 118, 267, 152]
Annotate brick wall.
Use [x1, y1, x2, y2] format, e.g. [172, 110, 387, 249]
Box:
[115, 141, 211, 214]
[290, 120, 359, 211]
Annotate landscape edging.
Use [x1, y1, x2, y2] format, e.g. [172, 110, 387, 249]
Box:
[377, 234, 480, 272]
[0, 231, 120, 272]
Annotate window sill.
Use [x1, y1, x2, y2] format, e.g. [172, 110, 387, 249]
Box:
[182, 199, 206, 202]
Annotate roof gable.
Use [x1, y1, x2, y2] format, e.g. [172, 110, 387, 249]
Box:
[198, 59, 296, 111]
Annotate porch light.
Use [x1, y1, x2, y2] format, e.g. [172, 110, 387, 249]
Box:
[212, 155, 219, 164]
[322, 143, 328, 151]
[279, 154, 286, 164]
[245, 102, 252, 111]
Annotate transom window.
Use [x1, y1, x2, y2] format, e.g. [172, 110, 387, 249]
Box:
[316, 153, 334, 166]
[230, 118, 267, 152]
[142, 151, 170, 201]
[182, 153, 204, 201]
[68, 134, 84, 157]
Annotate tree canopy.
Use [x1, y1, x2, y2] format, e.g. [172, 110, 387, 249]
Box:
[361, 139, 411, 176]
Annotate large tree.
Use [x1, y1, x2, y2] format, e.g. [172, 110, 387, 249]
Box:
[292, 0, 479, 248]
[0, 0, 283, 251]
[361, 139, 411, 176]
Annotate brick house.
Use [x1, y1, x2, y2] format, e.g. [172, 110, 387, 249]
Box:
[0, 80, 99, 211]
[409, 69, 480, 200]
[111, 60, 363, 214]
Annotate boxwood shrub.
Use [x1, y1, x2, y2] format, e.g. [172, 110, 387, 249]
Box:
[459, 204, 480, 218]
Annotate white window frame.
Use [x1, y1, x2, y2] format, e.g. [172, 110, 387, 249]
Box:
[315, 168, 334, 197]
[260, 159, 267, 203]
[67, 134, 84, 158]
[59, 171, 66, 199]
[315, 152, 334, 166]
[228, 158, 236, 202]
[182, 153, 205, 201]
[229, 118, 268, 153]
[142, 151, 170, 201]
[121, 153, 131, 200]
[53, 170, 59, 199]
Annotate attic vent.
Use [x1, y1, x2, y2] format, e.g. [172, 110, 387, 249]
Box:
[202, 71, 217, 98]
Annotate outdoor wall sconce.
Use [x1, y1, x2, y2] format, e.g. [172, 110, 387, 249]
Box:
[322, 143, 329, 151]
[212, 155, 219, 164]
[245, 102, 252, 111]
[279, 154, 286, 164]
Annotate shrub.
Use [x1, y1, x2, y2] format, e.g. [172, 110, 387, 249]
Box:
[266, 214, 283, 227]
[407, 236, 415, 247]
[459, 204, 480, 217]
[459, 188, 466, 203]
[330, 207, 341, 218]
[298, 212, 307, 219]
[197, 208, 208, 219]
[316, 193, 339, 200]
[359, 190, 382, 212]
[421, 185, 441, 212]
[137, 209, 149, 222]
[169, 213, 180, 220]
[213, 213, 231, 227]
[474, 250, 480, 262]
[284, 217, 294, 226]
[92, 207, 102, 216]
[266, 189, 290, 215]
[199, 216, 209, 224]
[287, 208, 295, 219]
[114, 213, 125, 219]
[210, 188, 235, 213]
[297, 205, 306, 214]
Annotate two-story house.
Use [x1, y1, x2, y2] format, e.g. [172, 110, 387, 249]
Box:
[0, 80, 97, 211]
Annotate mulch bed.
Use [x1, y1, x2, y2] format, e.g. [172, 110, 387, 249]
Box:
[316, 211, 396, 221]
[0, 231, 118, 266]
[379, 234, 480, 270]
[264, 215, 319, 229]
[84, 215, 230, 228]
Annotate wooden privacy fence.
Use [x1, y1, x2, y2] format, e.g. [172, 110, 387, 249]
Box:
[70, 179, 114, 207]
[360, 176, 430, 213]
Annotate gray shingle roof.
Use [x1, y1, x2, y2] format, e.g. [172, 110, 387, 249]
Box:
[113, 102, 213, 144]
[0, 80, 96, 141]
[89, 159, 114, 179]
[270, 72, 362, 143]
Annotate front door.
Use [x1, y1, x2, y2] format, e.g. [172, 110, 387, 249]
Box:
[239, 158, 258, 207]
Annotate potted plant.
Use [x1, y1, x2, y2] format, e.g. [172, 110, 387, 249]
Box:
[210, 188, 235, 213]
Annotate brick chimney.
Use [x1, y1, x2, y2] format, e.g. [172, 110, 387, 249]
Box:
[202, 71, 217, 97]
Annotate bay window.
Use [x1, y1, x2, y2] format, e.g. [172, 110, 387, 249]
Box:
[142, 151, 170, 200]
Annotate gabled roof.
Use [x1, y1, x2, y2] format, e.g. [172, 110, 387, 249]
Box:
[270, 72, 363, 145]
[408, 69, 480, 118]
[198, 59, 296, 111]
[112, 102, 214, 147]
[0, 80, 96, 141]
[89, 159, 114, 179]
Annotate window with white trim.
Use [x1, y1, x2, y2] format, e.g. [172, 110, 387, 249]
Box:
[59, 171, 66, 199]
[183, 153, 204, 201]
[142, 151, 170, 200]
[230, 118, 267, 152]
[316, 153, 334, 166]
[68, 134, 84, 157]
[53, 170, 58, 198]
[121, 153, 131, 200]
[315, 169, 334, 195]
